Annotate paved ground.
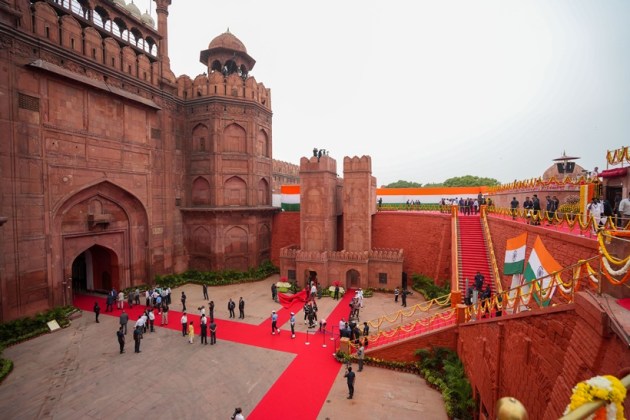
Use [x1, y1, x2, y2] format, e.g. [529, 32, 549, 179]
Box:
[0, 277, 447, 419]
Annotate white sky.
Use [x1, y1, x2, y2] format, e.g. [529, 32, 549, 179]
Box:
[144, 0, 629, 186]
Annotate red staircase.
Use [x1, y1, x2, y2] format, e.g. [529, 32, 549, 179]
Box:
[458, 215, 494, 293]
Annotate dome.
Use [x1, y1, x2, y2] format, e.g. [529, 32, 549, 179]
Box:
[114, 0, 126, 7]
[208, 30, 247, 53]
[126, 1, 141, 18]
[141, 11, 155, 28]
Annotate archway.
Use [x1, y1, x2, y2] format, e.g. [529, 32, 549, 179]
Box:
[71, 245, 120, 293]
[303, 269, 318, 289]
[346, 269, 360, 289]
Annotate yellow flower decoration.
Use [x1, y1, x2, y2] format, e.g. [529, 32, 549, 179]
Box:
[564, 375, 626, 420]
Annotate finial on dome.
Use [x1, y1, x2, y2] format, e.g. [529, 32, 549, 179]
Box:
[227, 27, 230, 33]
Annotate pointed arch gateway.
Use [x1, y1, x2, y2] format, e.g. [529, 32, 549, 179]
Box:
[51, 181, 149, 305]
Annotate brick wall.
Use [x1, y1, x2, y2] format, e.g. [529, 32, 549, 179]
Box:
[372, 213, 452, 285]
[367, 326, 458, 362]
[457, 292, 630, 419]
[271, 212, 300, 266]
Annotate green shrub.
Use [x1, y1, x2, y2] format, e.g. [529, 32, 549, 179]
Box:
[411, 274, 450, 300]
[0, 305, 77, 346]
[153, 261, 279, 290]
[415, 347, 474, 419]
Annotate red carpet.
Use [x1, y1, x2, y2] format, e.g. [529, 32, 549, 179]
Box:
[617, 298, 630, 311]
[74, 290, 355, 420]
[458, 216, 494, 293]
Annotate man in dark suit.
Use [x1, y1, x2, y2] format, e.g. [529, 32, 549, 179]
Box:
[238, 297, 245, 319]
[344, 366, 356, 399]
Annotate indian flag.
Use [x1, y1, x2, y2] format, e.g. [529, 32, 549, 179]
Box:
[524, 236, 562, 305]
[504, 233, 527, 275]
[281, 185, 300, 211]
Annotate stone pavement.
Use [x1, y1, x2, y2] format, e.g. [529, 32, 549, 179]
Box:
[0, 277, 447, 419]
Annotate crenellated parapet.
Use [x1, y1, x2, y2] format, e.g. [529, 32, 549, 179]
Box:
[273, 160, 300, 177]
[343, 155, 372, 173]
[299, 154, 337, 174]
[295, 250, 327, 262]
[175, 72, 271, 109]
[279, 245, 300, 258]
[369, 248, 404, 262]
[328, 250, 369, 262]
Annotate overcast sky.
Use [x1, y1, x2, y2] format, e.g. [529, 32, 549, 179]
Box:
[144, 0, 628, 185]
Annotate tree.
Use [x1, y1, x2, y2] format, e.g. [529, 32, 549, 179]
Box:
[426, 176, 499, 187]
[382, 180, 423, 188]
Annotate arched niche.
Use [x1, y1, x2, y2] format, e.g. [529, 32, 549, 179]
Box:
[192, 176, 211, 206]
[256, 129, 270, 157]
[224, 176, 246, 206]
[257, 178, 270, 206]
[192, 123, 209, 152]
[223, 123, 246, 153]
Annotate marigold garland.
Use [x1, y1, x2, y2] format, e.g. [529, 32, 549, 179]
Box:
[564, 375, 626, 420]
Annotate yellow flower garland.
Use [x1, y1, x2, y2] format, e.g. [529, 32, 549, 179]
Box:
[564, 375, 626, 420]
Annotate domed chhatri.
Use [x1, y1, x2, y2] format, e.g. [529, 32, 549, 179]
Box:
[141, 10, 155, 28]
[114, 0, 126, 7]
[199, 28, 256, 76]
[208, 29, 248, 54]
[125, 0, 141, 18]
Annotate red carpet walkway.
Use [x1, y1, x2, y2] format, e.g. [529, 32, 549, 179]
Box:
[74, 290, 355, 420]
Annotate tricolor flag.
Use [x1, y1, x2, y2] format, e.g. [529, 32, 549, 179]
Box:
[504, 233, 527, 275]
[524, 236, 562, 305]
[281, 185, 300, 211]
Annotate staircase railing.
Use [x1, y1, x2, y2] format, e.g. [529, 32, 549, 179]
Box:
[364, 293, 451, 334]
[464, 255, 601, 321]
[480, 205, 503, 294]
[451, 205, 461, 294]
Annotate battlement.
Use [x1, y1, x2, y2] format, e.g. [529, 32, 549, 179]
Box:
[175, 72, 271, 108]
[343, 155, 372, 173]
[299, 154, 338, 174]
[328, 250, 369, 262]
[368, 248, 404, 262]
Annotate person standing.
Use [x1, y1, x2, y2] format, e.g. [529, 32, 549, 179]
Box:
[401, 289, 407, 307]
[105, 294, 114, 312]
[228, 298, 236, 318]
[532, 194, 541, 225]
[181, 312, 188, 337]
[127, 291, 134, 309]
[93, 301, 101, 323]
[271, 283, 277, 302]
[333, 284, 340, 300]
[238, 297, 245, 319]
[271, 311, 280, 335]
[148, 308, 155, 332]
[134, 288, 141, 306]
[209, 320, 217, 345]
[232, 408, 245, 420]
[523, 196, 533, 224]
[510, 196, 519, 220]
[116, 326, 125, 354]
[208, 300, 215, 322]
[362, 321, 369, 337]
[394, 287, 399, 303]
[357, 343, 365, 372]
[117, 291, 124, 310]
[188, 321, 195, 344]
[133, 326, 142, 353]
[200, 314, 208, 345]
[290, 312, 296, 338]
[181, 291, 187, 312]
[202, 283, 209, 300]
[161, 303, 169, 326]
[619, 192, 630, 228]
[344, 366, 356, 399]
[119, 310, 129, 334]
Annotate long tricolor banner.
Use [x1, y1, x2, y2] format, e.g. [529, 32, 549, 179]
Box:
[524, 235, 562, 306]
[279, 186, 488, 211]
[504, 233, 527, 275]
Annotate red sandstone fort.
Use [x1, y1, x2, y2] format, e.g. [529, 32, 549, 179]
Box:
[0, 1, 629, 418]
